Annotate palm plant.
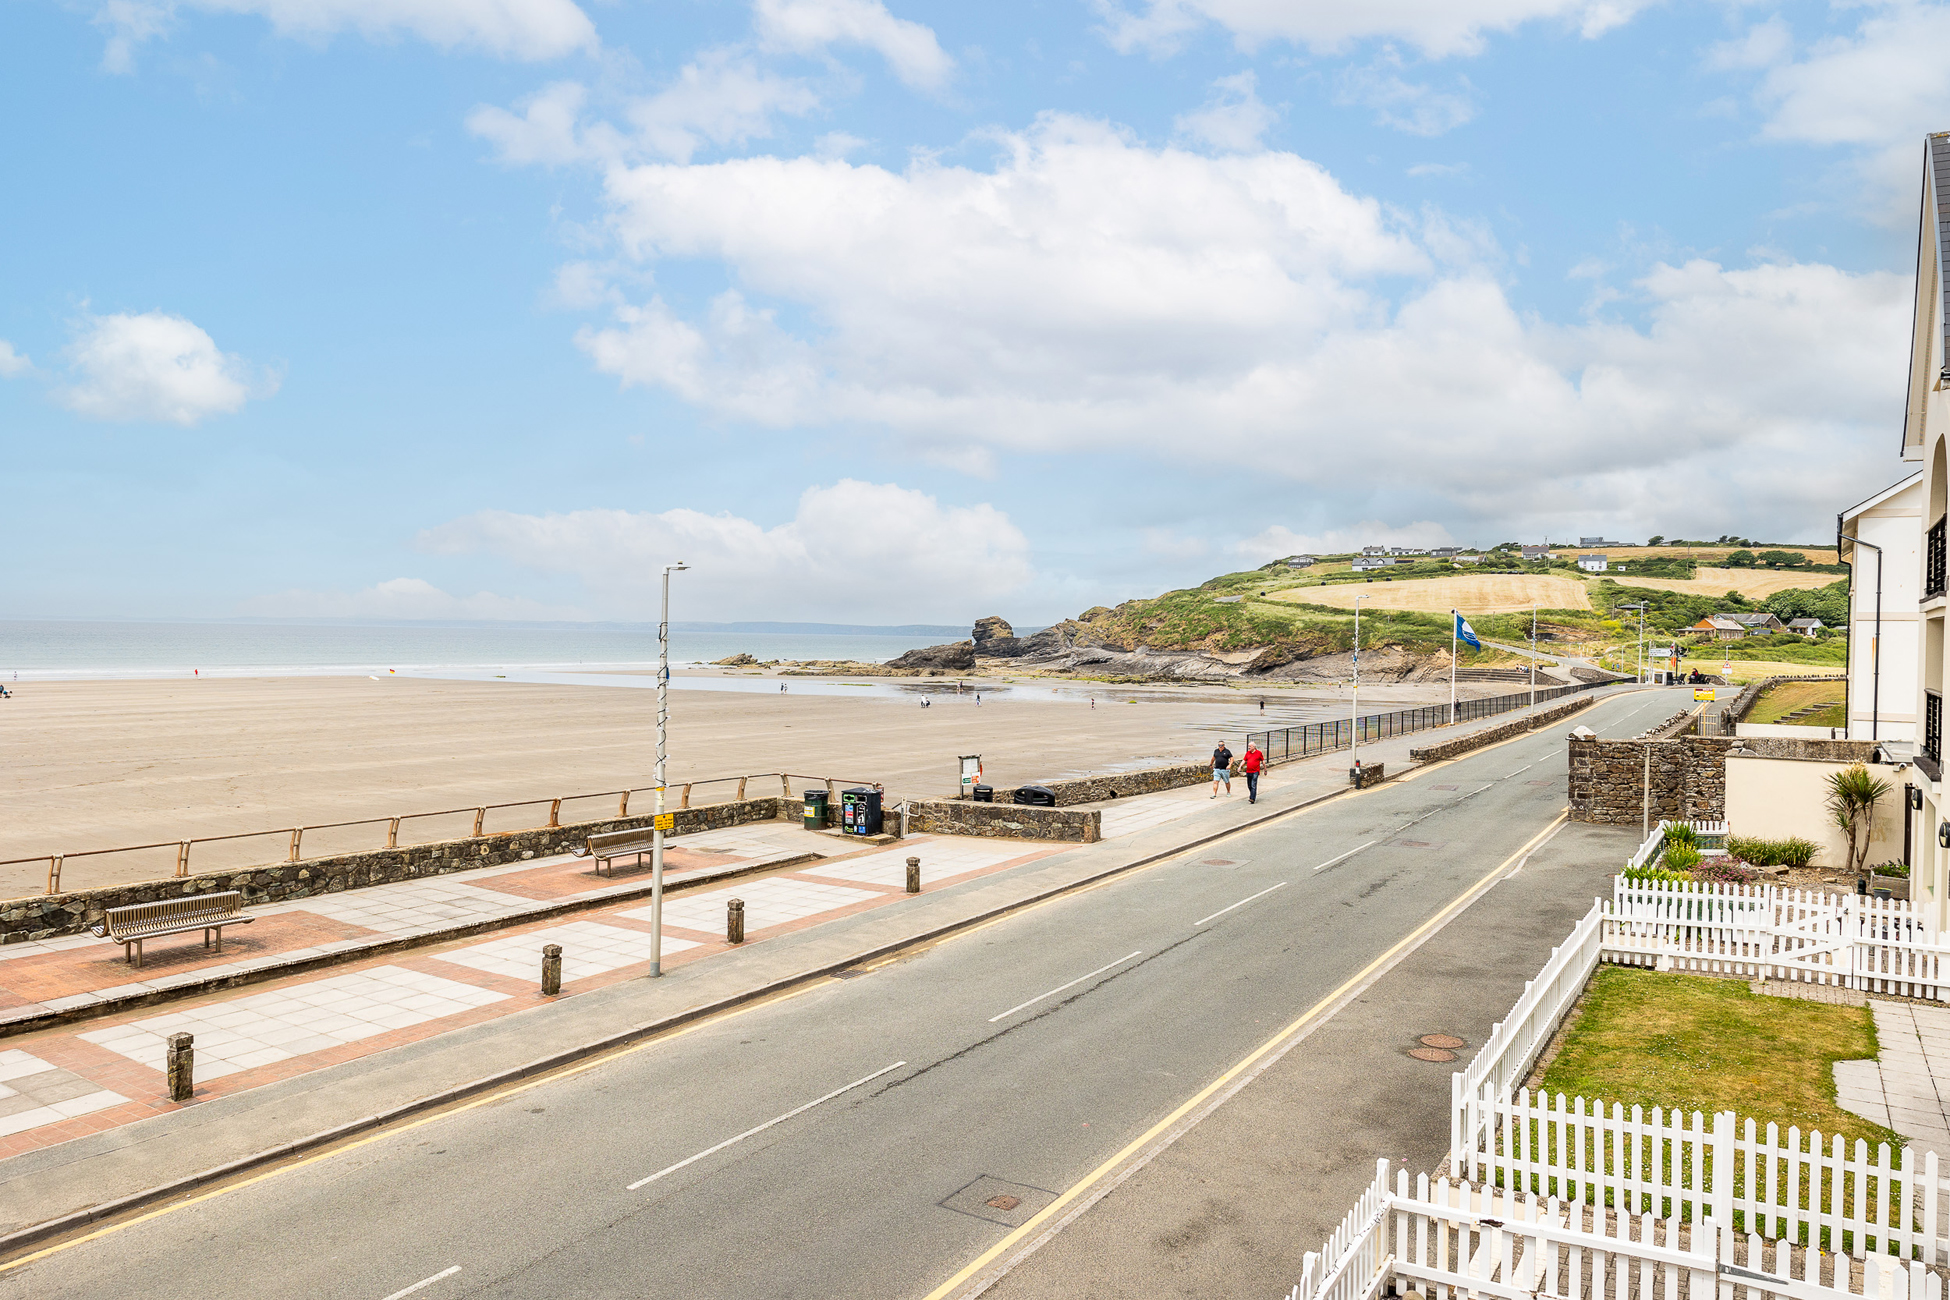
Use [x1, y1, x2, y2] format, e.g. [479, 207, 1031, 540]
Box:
[1825, 763, 1891, 877]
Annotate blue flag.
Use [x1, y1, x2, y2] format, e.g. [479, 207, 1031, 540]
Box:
[1454, 613, 1481, 650]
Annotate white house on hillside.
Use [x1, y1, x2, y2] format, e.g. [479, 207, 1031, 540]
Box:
[1577, 554, 1609, 572]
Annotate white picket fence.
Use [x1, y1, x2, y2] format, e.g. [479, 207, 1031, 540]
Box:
[1289, 1161, 1947, 1300]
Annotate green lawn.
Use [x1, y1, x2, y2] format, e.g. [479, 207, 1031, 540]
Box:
[1539, 968, 1893, 1147]
[1747, 679, 1847, 725]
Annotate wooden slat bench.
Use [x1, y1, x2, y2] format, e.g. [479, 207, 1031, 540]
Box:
[87, 891, 255, 968]
[581, 828, 662, 878]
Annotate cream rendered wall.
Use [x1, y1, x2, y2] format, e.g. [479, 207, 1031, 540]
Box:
[1846, 475, 1922, 741]
[1724, 756, 1906, 875]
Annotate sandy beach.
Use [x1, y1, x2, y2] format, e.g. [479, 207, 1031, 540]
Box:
[0, 671, 1496, 899]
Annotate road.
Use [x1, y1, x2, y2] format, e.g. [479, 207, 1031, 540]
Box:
[1, 688, 1682, 1300]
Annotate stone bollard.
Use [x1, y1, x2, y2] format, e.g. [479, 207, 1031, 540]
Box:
[906, 856, 921, 894]
[166, 1032, 194, 1102]
[542, 944, 563, 996]
[727, 898, 745, 944]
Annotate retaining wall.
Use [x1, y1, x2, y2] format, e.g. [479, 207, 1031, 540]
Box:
[1566, 735, 1876, 825]
[1, 798, 791, 943]
[968, 762, 1211, 808]
[906, 801, 1102, 843]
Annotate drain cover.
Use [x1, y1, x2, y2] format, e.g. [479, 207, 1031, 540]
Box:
[986, 1195, 1021, 1211]
[1409, 1047, 1457, 1062]
[1420, 1034, 1465, 1049]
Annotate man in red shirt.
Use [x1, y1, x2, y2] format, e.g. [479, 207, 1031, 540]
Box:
[1241, 741, 1265, 804]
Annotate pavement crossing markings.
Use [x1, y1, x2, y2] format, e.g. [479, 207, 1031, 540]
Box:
[379, 1264, 460, 1300]
[625, 1061, 908, 1191]
[987, 952, 1143, 1024]
[1192, 882, 1287, 928]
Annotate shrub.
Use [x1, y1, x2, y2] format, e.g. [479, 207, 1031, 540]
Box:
[1663, 843, 1703, 871]
[1695, 858, 1760, 884]
[1623, 863, 1689, 885]
[1777, 837, 1819, 869]
[1663, 823, 1699, 847]
[1871, 861, 1910, 878]
[1727, 835, 1779, 866]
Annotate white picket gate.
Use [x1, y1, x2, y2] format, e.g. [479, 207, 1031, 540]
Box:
[1288, 1161, 1948, 1300]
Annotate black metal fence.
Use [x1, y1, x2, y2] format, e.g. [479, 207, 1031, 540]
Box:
[1246, 681, 1601, 764]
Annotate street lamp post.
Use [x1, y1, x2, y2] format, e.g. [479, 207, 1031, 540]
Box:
[650, 561, 689, 977]
[1529, 602, 1538, 710]
[1351, 594, 1369, 772]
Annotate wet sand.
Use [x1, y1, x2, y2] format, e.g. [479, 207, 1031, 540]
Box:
[2, 672, 1477, 899]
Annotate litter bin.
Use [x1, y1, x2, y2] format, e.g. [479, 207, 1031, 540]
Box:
[1013, 785, 1057, 807]
[972, 784, 993, 803]
[841, 787, 883, 835]
[803, 789, 829, 830]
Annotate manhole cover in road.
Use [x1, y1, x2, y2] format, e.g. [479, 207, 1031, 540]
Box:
[939, 1176, 1058, 1226]
[1420, 1034, 1466, 1049]
[986, 1196, 1021, 1211]
[1409, 1047, 1458, 1062]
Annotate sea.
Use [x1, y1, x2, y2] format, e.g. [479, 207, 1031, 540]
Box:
[0, 620, 965, 682]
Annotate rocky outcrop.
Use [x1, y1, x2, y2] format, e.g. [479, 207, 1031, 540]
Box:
[714, 653, 759, 666]
[972, 616, 1014, 645]
[885, 640, 977, 671]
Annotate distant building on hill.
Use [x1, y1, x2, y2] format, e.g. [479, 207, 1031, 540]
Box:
[1452, 554, 1482, 565]
[1577, 554, 1609, 572]
[1361, 545, 1388, 556]
[1429, 547, 1459, 558]
[1350, 557, 1399, 571]
[1686, 615, 1748, 641]
[1787, 618, 1825, 637]
[1388, 546, 1427, 556]
[1521, 545, 1554, 561]
[1283, 554, 1316, 568]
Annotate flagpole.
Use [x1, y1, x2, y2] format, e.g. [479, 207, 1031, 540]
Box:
[1449, 608, 1458, 724]
[1529, 603, 1537, 710]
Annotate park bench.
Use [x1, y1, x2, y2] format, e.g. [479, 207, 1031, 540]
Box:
[581, 827, 662, 878]
[88, 891, 254, 968]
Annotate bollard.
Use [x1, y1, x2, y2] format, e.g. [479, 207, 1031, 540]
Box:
[906, 856, 921, 894]
[166, 1032, 194, 1102]
[727, 898, 745, 944]
[542, 944, 563, 996]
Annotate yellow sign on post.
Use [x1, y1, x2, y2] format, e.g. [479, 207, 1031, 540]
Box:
[1694, 688, 1717, 702]
[653, 813, 675, 831]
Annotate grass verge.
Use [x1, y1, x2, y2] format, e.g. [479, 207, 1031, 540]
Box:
[1538, 967, 1894, 1147]
[1747, 680, 1848, 725]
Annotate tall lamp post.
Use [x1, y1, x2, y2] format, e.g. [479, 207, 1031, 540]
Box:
[1351, 594, 1369, 771]
[1529, 603, 1538, 711]
[650, 561, 689, 977]
[1616, 602, 1648, 685]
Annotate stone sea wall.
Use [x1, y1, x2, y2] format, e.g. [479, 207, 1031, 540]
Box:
[1407, 693, 1606, 763]
[2, 798, 790, 943]
[906, 801, 1102, 842]
[970, 762, 1213, 808]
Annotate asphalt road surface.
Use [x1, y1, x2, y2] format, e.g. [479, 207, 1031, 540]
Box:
[3, 688, 1683, 1300]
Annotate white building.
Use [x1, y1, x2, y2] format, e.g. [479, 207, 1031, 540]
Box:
[1577, 554, 1609, 573]
[1844, 474, 1925, 742]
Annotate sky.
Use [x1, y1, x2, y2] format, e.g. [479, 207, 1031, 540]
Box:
[3, 0, 1946, 627]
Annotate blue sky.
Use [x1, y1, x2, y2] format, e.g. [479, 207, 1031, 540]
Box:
[4, 0, 1946, 626]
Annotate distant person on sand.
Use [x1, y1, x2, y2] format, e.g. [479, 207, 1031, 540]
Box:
[1242, 741, 1264, 803]
[1258, 699, 1265, 713]
[1210, 741, 1234, 798]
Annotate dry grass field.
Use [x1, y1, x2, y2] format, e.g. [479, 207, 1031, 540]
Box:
[1265, 573, 1592, 614]
[1594, 546, 1838, 565]
[1676, 655, 1845, 684]
[1611, 567, 1842, 599]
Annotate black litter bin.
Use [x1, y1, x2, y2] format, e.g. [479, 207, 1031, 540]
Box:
[1013, 785, 1057, 807]
[972, 785, 993, 803]
[840, 787, 883, 835]
[802, 789, 829, 830]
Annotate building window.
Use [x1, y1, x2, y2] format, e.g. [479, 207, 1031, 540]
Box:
[1929, 516, 1947, 600]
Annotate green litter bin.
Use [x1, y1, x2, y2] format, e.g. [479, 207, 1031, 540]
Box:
[803, 789, 829, 830]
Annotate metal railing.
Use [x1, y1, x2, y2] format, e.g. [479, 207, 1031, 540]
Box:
[4, 771, 878, 899]
[1929, 515, 1947, 600]
[1927, 690, 1943, 771]
[1246, 681, 1600, 764]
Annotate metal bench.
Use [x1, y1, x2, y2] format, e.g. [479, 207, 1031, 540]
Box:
[580, 827, 662, 878]
[88, 891, 254, 968]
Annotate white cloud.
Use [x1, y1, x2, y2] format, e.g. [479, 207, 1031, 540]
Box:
[470, 53, 819, 167]
[1234, 521, 1456, 560]
[754, 0, 953, 91]
[419, 480, 1032, 621]
[240, 577, 585, 621]
[1173, 71, 1278, 152]
[562, 115, 1907, 542]
[0, 341, 31, 378]
[1336, 58, 1475, 135]
[56, 311, 274, 425]
[1406, 161, 1469, 178]
[1143, 527, 1212, 559]
[1092, 0, 1653, 60]
[97, 0, 597, 70]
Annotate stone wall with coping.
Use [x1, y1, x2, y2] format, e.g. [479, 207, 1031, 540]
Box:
[1566, 734, 1876, 825]
[905, 800, 1101, 843]
[2, 798, 792, 943]
[1406, 693, 1607, 764]
[962, 762, 1212, 808]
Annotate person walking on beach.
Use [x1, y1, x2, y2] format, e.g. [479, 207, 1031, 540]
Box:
[1210, 740, 1234, 798]
[1242, 740, 1264, 804]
